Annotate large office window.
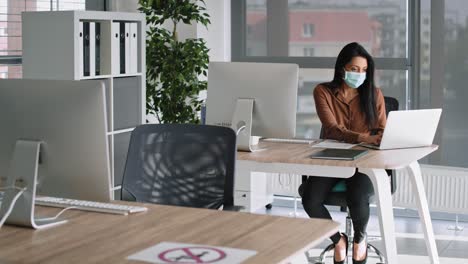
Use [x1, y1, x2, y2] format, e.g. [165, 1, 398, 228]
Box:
[233, 0, 468, 168]
[233, 0, 410, 140]
[0, 0, 87, 78]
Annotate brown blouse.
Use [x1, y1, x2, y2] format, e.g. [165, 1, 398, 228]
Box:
[313, 84, 387, 143]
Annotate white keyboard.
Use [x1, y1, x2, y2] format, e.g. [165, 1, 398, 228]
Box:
[35, 196, 148, 215]
[262, 138, 314, 144]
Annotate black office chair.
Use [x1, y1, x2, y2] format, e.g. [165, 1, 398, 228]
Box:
[301, 96, 399, 264]
[121, 124, 240, 211]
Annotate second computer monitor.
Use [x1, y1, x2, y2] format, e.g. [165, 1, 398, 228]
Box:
[206, 62, 299, 139]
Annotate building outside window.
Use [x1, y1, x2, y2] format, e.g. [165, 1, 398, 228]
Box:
[0, 0, 86, 78]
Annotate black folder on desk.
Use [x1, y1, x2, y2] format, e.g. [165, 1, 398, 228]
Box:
[309, 148, 368, 160]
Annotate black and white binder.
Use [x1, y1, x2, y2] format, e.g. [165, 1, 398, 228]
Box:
[119, 22, 126, 74]
[129, 22, 138, 74]
[79, 21, 84, 78]
[95, 22, 101, 76]
[89, 22, 96, 77]
[112, 22, 120, 75]
[83, 21, 90, 77]
[125, 22, 131, 74]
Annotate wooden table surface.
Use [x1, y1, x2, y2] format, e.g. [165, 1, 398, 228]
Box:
[0, 203, 339, 264]
[237, 141, 438, 170]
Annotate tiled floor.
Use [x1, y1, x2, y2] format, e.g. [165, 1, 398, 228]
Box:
[257, 201, 468, 264]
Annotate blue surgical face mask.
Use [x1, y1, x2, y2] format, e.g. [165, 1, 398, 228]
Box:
[343, 71, 366, 88]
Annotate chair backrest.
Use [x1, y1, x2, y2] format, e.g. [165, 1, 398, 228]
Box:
[384, 96, 399, 115]
[121, 124, 237, 210]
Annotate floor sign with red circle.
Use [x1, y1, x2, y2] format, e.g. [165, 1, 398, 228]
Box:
[159, 246, 226, 263]
[127, 242, 257, 264]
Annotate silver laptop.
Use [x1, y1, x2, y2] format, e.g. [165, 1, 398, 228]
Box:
[361, 109, 442, 150]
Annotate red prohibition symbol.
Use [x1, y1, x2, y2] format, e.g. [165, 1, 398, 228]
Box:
[158, 246, 227, 263]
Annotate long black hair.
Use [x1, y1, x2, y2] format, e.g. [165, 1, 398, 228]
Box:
[323, 42, 377, 127]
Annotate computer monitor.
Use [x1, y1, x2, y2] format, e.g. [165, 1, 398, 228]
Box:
[206, 62, 299, 151]
[0, 79, 111, 203]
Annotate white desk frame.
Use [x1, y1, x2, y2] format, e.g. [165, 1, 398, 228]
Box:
[236, 143, 440, 264]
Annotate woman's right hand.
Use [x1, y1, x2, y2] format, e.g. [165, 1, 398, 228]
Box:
[367, 134, 382, 145]
[361, 134, 382, 145]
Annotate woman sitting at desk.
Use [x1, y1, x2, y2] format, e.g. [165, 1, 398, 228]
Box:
[301, 42, 387, 264]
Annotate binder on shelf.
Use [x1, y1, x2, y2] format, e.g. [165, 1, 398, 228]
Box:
[129, 23, 138, 74]
[83, 21, 90, 77]
[119, 22, 126, 74]
[112, 22, 120, 75]
[79, 21, 84, 78]
[125, 23, 131, 74]
[95, 22, 101, 76]
[89, 22, 96, 77]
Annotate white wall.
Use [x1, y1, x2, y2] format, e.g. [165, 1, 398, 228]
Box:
[194, 0, 231, 102]
[108, 0, 231, 61]
[197, 0, 231, 62]
[110, 0, 230, 120]
[108, 0, 138, 12]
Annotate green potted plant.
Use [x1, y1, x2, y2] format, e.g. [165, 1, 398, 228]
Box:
[139, 0, 210, 124]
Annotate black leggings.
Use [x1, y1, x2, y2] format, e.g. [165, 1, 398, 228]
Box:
[301, 170, 374, 244]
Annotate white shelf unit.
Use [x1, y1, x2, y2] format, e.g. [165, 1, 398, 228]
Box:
[22, 11, 146, 199]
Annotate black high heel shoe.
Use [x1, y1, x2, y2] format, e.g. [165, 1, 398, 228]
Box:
[334, 233, 349, 264]
[352, 234, 368, 264]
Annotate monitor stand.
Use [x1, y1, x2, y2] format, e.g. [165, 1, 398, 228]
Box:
[0, 140, 67, 229]
[231, 98, 262, 152]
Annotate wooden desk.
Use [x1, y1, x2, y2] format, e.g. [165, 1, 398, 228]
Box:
[237, 141, 440, 264]
[0, 203, 339, 264]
